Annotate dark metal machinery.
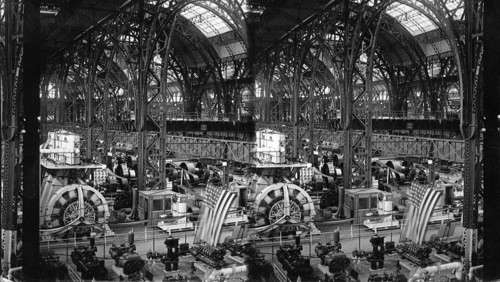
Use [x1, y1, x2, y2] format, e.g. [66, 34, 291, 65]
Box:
[276, 235, 314, 281]
[146, 236, 186, 272]
[315, 229, 351, 277]
[368, 235, 385, 270]
[70, 237, 108, 280]
[108, 231, 145, 278]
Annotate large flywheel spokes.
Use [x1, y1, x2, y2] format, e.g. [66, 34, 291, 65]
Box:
[40, 181, 115, 241]
[253, 183, 316, 228]
[62, 200, 96, 226]
[42, 184, 109, 230]
[268, 199, 302, 224]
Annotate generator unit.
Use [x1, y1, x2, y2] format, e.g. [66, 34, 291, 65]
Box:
[315, 229, 351, 274]
[276, 236, 313, 281]
[70, 237, 108, 280]
[109, 231, 145, 277]
[39, 131, 114, 241]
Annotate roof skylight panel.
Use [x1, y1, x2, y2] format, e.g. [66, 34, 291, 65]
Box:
[202, 1, 238, 26]
[386, 3, 437, 36]
[181, 4, 232, 38]
[445, 1, 464, 20]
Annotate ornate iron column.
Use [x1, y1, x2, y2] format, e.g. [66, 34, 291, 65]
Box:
[462, 0, 483, 279]
[136, 0, 147, 218]
[342, 0, 381, 191]
[341, 0, 353, 193]
[1, 0, 22, 275]
[159, 15, 179, 189]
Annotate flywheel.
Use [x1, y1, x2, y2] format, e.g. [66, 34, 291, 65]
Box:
[253, 183, 316, 227]
[62, 200, 96, 225]
[41, 184, 110, 231]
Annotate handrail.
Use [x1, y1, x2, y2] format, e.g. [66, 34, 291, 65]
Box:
[67, 264, 84, 282]
[272, 262, 292, 282]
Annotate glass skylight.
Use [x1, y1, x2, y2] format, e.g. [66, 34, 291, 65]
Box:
[180, 4, 233, 38]
[445, 0, 464, 20]
[386, 3, 437, 36]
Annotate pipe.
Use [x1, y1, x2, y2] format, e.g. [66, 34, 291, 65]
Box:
[409, 262, 462, 282]
[208, 265, 247, 279]
[7, 266, 23, 281]
[468, 265, 483, 280]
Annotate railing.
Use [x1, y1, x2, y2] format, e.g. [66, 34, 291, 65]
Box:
[45, 110, 458, 137]
[272, 262, 292, 282]
[259, 110, 459, 124]
[255, 122, 469, 163]
[359, 110, 459, 120]
[121, 112, 242, 122]
[51, 109, 459, 129]
[164, 135, 255, 163]
[43, 121, 469, 164]
[66, 264, 84, 282]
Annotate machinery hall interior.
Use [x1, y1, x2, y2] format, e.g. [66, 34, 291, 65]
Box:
[1, 0, 500, 281]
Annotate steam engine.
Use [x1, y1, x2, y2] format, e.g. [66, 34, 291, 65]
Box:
[315, 229, 351, 280]
[70, 237, 108, 280]
[108, 231, 145, 277]
[276, 236, 313, 281]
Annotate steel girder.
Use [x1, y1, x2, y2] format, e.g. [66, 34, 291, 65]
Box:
[256, 0, 387, 187]
[255, 123, 470, 163]
[375, 15, 430, 117]
[375, 6, 460, 118]
[45, 122, 469, 164]
[460, 0, 483, 277]
[255, 13, 344, 161]
[42, 124, 255, 165]
[157, 14, 180, 190]
[0, 0, 23, 275]
[251, 2, 389, 166]
[1, 0, 45, 276]
[164, 135, 254, 163]
[340, 0, 384, 190]
[370, 134, 468, 163]
[392, 1, 461, 116]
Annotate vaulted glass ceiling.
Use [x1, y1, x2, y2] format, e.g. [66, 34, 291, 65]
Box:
[170, 1, 247, 63]
[386, 1, 464, 36]
[386, 3, 437, 35]
[171, 0, 464, 65]
[181, 4, 233, 38]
